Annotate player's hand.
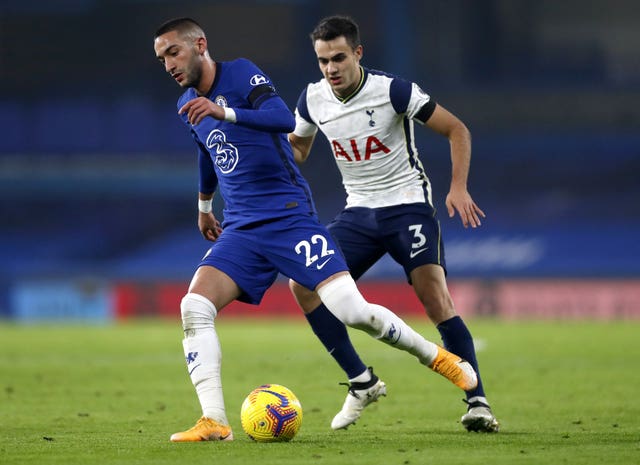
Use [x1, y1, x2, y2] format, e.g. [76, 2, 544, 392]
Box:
[198, 212, 223, 241]
[445, 187, 485, 229]
[179, 97, 225, 126]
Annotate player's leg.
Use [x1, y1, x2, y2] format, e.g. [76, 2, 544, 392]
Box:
[171, 230, 279, 441]
[274, 212, 389, 429]
[290, 208, 385, 381]
[289, 208, 390, 429]
[411, 264, 499, 432]
[381, 203, 498, 432]
[170, 265, 241, 442]
[274, 215, 474, 427]
[289, 279, 369, 379]
[316, 273, 477, 391]
[289, 279, 386, 430]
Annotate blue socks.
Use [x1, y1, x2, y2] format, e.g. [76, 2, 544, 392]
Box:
[305, 303, 368, 379]
[437, 316, 485, 399]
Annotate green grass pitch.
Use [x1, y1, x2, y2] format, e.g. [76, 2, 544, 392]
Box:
[1, 318, 639, 464]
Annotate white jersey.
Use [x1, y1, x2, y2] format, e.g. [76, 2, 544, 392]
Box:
[294, 67, 435, 209]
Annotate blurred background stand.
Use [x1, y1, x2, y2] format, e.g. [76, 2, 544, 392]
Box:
[1, 0, 638, 321]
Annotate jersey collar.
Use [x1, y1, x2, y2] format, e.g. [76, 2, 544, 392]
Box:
[335, 66, 367, 104]
[204, 61, 222, 98]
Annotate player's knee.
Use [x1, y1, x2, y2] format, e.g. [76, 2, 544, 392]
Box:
[316, 274, 370, 328]
[180, 293, 217, 333]
[288, 278, 303, 297]
[289, 279, 321, 314]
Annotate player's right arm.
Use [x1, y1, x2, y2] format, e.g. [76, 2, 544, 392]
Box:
[197, 192, 222, 241]
[288, 133, 316, 164]
[290, 86, 319, 164]
[196, 140, 222, 241]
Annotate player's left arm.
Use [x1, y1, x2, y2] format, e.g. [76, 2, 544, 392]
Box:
[424, 104, 485, 228]
[179, 96, 225, 126]
[179, 93, 294, 133]
[231, 93, 296, 133]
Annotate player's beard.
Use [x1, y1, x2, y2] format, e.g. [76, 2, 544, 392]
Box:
[181, 53, 204, 89]
[186, 67, 202, 89]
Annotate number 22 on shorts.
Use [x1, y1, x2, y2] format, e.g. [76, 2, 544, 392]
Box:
[295, 234, 336, 269]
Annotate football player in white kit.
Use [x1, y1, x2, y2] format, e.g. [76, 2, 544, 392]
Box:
[289, 15, 499, 432]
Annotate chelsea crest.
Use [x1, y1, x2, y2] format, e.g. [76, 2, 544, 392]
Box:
[214, 95, 228, 107]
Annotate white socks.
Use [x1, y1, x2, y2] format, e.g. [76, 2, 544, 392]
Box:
[317, 275, 438, 365]
[349, 368, 372, 383]
[180, 293, 228, 425]
[179, 277, 440, 425]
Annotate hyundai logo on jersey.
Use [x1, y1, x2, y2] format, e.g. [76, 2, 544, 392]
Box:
[250, 74, 268, 86]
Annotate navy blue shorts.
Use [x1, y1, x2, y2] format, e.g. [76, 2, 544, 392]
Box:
[327, 203, 446, 281]
[199, 214, 348, 305]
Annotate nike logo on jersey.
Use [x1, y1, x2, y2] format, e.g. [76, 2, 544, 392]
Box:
[318, 119, 331, 125]
[409, 248, 428, 258]
[316, 257, 333, 270]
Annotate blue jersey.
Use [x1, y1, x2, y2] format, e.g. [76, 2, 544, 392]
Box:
[177, 58, 316, 229]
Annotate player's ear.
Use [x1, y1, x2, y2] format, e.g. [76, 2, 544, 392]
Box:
[354, 44, 363, 61]
[195, 37, 207, 55]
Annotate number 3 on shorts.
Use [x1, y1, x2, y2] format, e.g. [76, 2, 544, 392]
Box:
[409, 224, 427, 250]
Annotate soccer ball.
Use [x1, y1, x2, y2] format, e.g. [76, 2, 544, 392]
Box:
[240, 384, 303, 442]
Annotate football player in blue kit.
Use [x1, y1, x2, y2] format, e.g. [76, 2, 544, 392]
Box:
[288, 16, 499, 432]
[153, 17, 477, 442]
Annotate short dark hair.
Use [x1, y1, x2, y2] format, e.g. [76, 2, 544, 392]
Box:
[154, 17, 204, 40]
[310, 15, 360, 49]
